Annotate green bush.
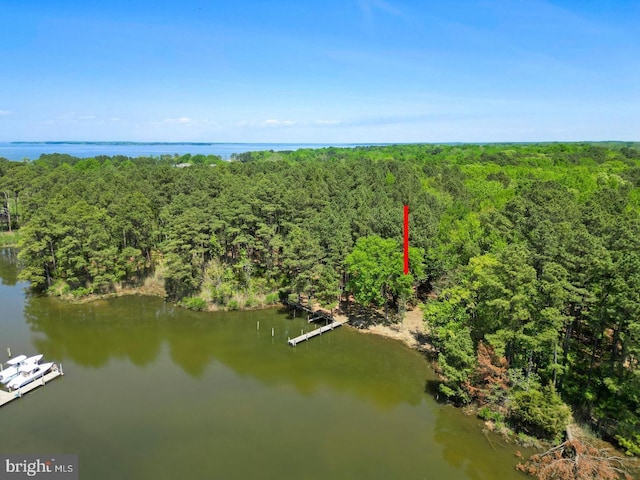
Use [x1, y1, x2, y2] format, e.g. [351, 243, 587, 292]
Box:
[0, 232, 21, 247]
[181, 296, 207, 311]
[227, 299, 239, 310]
[612, 414, 640, 456]
[244, 296, 257, 308]
[436, 327, 476, 404]
[210, 284, 234, 305]
[616, 434, 640, 456]
[265, 292, 279, 305]
[508, 384, 571, 442]
[71, 286, 92, 297]
[47, 280, 70, 296]
[478, 406, 505, 423]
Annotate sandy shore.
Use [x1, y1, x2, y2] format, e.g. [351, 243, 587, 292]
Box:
[350, 307, 433, 352]
[304, 299, 434, 354]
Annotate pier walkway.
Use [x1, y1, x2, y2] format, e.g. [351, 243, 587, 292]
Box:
[0, 368, 64, 408]
[284, 299, 349, 346]
[287, 317, 349, 346]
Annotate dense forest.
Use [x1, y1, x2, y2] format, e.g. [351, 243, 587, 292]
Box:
[1, 143, 640, 460]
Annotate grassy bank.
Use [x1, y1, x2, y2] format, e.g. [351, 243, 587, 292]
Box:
[45, 264, 283, 312]
[0, 231, 21, 247]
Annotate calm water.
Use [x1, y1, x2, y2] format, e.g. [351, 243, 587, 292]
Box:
[0, 249, 528, 479]
[0, 142, 380, 161]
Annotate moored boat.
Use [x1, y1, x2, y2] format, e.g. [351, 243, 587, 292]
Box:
[3, 355, 27, 367]
[23, 354, 44, 365]
[0, 355, 27, 382]
[0, 354, 44, 384]
[7, 362, 54, 390]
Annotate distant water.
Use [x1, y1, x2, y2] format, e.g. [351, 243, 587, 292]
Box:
[0, 142, 379, 161]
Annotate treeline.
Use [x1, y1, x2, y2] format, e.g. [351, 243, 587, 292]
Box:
[1, 142, 640, 455]
[0, 147, 439, 309]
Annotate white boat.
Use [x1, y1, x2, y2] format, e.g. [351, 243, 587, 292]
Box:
[0, 354, 44, 384]
[25, 354, 43, 364]
[0, 365, 21, 384]
[6, 355, 27, 366]
[0, 355, 27, 379]
[16, 355, 44, 372]
[7, 362, 54, 390]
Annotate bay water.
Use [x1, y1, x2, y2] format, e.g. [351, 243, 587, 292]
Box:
[0, 249, 528, 479]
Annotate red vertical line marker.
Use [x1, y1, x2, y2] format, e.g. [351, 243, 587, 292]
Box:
[403, 204, 409, 275]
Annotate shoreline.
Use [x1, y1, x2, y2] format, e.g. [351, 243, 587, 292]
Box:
[55, 281, 432, 349]
[60, 284, 432, 353]
[52, 277, 166, 304]
[350, 307, 434, 353]
[29, 284, 640, 470]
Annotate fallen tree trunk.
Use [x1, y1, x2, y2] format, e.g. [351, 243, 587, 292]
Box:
[517, 434, 632, 480]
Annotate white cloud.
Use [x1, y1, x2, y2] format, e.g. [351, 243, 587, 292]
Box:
[263, 119, 296, 127]
[163, 117, 193, 124]
[314, 119, 341, 125]
[54, 112, 99, 122]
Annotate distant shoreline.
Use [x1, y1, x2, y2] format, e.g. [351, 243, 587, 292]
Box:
[9, 141, 382, 146]
[0, 141, 389, 161]
[8, 140, 637, 145]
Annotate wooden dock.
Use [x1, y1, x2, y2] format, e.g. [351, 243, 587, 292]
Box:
[288, 317, 349, 346]
[306, 311, 334, 323]
[284, 299, 349, 346]
[285, 300, 314, 315]
[284, 300, 334, 322]
[0, 368, 64, 408]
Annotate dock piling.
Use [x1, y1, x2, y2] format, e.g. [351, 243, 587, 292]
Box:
[7, 347, 11, 358]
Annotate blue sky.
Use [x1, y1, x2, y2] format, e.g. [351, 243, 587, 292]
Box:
[0, 0, 638, 142]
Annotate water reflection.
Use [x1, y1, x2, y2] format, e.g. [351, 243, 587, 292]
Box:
[24, 297, 163, 369]
[23, 294, 431, 408]
[0, 248, 20, 285]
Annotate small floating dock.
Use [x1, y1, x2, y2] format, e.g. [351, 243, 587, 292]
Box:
[287, 317, 349, 346]
[0, 366, 64, 408]
[285, 300, 315, 316]
[306, 311, 335, 324]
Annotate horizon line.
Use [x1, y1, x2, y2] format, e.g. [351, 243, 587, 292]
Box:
[5, 140, 639, 145]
